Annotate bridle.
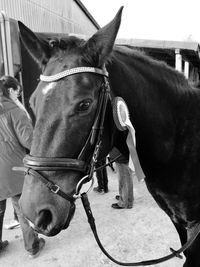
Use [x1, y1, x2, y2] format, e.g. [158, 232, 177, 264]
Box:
[19, 66, 200, 266]
[23, 66, 110, 226]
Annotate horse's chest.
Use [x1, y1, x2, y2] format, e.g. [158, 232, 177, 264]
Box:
[146, 181, 188, 225]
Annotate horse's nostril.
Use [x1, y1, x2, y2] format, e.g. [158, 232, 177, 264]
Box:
[36, 209, 53, 231]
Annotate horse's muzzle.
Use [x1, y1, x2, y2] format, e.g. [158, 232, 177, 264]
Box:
[33, 203, 76, 236]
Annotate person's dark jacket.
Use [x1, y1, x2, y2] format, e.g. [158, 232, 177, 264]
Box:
[0, 97, 33, 200]
[109, 147, 128, 164]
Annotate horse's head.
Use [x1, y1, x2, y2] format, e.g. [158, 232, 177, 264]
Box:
[19, 7, 123, 236]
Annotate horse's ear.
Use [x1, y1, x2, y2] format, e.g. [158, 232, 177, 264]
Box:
[18, 21, 50, 68]
[84, 6, 123, 66]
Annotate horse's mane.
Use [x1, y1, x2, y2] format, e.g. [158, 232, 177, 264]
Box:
[111, 45, 196, 97]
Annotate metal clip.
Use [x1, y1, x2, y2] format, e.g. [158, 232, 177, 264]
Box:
[73, 192, 81, 199]
[93, 141, 101, 162]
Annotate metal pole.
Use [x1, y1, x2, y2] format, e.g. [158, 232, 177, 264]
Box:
[184, 61, 189, 79]
[0, 11, 9, 75]
[175, 48, 182, 72]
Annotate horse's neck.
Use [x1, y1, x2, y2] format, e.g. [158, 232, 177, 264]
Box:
[107, 54, 168, 131]
[106, 50, 197, 166]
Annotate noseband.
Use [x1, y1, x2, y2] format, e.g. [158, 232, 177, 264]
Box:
[23, 66, 110, 205]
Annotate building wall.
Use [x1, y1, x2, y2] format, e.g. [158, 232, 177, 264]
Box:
[0, 0, 98, 35]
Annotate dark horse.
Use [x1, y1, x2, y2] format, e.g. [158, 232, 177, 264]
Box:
[18, 7, 200, 266]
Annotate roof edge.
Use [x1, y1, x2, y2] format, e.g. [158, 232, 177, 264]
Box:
[74, 0, 100, 30]
[116, 38, 200, 52]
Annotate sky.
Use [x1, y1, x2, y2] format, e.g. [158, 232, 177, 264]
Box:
[81, 0, 200, 42]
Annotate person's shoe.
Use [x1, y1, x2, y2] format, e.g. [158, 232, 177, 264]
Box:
[29, 238, 45, 259]
[93, 186, 105, 194]
[115, 195, 120, 200]
[111, 203, 133, 209]
[4, 219, 20, 230]
[111, 203, 124, 209]
[0, 240, 9, 252]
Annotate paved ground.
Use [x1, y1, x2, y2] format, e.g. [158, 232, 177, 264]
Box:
[1, 167, 184, 267]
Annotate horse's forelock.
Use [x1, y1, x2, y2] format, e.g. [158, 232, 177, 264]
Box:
[48, 36, 86, 52]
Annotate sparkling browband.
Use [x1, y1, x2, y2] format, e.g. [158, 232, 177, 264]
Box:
[40, 67, 109, 82]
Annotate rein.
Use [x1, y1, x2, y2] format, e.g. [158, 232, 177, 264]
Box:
[81, 193, 200, 266]
[20, 66, 200, 266]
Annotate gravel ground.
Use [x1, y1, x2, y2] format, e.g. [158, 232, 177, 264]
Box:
[1, 167, 184, 267]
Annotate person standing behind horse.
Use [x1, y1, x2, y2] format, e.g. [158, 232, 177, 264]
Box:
[0, 76, 45, 257]
[93, 157, 109, 194]
[110, 147, 134, 209]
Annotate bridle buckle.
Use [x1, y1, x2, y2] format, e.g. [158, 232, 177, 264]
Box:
[49, 184, 60, 194]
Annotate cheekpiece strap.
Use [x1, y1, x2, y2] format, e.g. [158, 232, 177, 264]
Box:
[40, 67, 109, 82]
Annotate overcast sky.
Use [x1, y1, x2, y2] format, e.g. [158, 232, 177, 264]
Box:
[82, 0, 200, 42]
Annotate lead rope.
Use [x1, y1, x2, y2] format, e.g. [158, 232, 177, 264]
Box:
[81, 193, 200, 266]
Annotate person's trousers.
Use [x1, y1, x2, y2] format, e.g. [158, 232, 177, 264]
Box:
[95, 158, 108, 191]
[0, 194, 40, 253]
[116, 163, 134, 208]
[0, 200, 6, 242]
[14, 207, 18, 221]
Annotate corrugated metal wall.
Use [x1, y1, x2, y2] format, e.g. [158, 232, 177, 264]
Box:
[0, 0, 98, 35]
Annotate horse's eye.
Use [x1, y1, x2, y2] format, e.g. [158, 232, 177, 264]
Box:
[76, 99, 92, 112]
